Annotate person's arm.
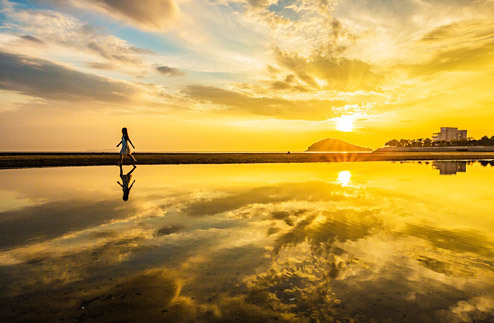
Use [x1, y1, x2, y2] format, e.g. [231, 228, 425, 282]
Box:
[129, 180, 135, 190]
[128, 138, 135, 149]
[116, 141, 121, 147]
[117, 181, 123, 188]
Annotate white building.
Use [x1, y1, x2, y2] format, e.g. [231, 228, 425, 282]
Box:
[432, 127, 467, 142]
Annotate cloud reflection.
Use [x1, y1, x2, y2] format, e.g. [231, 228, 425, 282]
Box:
[0, 163, 494, 321]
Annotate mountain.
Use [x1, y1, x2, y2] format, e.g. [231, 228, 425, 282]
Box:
[306, 138, 372, 152]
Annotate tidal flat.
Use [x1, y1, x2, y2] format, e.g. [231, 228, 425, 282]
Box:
[0, 161, 493, 322]
[3, 152, 494, 168]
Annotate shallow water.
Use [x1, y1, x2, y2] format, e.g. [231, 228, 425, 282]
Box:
[1, 161, 493, 322]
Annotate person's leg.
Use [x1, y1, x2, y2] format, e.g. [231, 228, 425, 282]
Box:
[120, 154, 124, 165]
[129, 153, 137, 164]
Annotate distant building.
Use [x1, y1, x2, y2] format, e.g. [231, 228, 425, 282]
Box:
[432, 127, 467, 142]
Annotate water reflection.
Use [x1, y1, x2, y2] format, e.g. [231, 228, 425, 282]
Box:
[337, 170, 351, 186]
[479, 160, 494, 167]
[118, 165, 136, 201]
[0, 162, 493, 322]
[423, 160, 494, 175]
[432, 161, 467, 175]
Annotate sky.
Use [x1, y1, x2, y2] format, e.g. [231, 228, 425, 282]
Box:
[0, 0, 493, 151]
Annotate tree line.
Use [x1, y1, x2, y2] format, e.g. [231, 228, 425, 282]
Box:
[385, 136, 494, 147]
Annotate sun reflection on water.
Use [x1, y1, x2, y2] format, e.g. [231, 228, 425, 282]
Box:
[337, 170, 352, 186]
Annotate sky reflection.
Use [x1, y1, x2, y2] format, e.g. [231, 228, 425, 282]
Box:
[0, 162, 493, 321]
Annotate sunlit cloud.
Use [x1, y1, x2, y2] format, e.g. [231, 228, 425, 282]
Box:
[65, 0, 182, 31]
[0, 0, 494, 150]
[0, 51, 139, 103]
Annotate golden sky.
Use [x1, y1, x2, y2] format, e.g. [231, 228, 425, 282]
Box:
[0, 0, 493, 151]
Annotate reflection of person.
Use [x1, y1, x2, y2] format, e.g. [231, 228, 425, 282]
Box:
[118, 165, 136, 201]
[116, 127, 137, 165]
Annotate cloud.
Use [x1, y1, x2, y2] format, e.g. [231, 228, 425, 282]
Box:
[420, 21, 494, 43]
[85, 61, 116, 70]
[184, 84, 347, 120]
[267, 73, 310, 92]
[402, 20, 494, 76]
[81, 0, 181, 31]
[244, 0, 275, 9]
[86, 42, 153, 65]
[229, 0, 345, 55]
[19, 34, 45, 45]
[270, 80, 309, 92]
[0, 51, 138, 103]
[406, 43, 494, 76]
[156, 65, 185, 77]
[1, 3, 154, 67]
[267, 65, 280, 74]
[273, 47, 381, 91]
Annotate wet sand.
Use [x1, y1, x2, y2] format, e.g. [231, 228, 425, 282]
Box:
[2, 152, 494, 168]
[2, 163, 494, 321]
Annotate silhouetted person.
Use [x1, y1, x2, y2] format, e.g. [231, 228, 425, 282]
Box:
[118, 165, 136, 201]
[116, 127, 137, 165]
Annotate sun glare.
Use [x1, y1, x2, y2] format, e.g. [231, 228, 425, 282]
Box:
[337, 170, 352, 186]
[335, 115, 355, 132]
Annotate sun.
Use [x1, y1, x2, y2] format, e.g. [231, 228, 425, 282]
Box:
[335, 115, 355, 132]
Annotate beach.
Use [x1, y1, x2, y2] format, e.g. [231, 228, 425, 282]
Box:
[2, 152, 494, 169]
[2, 162, 494, 321]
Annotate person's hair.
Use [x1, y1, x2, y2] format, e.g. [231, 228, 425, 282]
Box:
[123, 190, 129, 201]
[122, 127, 129, 140]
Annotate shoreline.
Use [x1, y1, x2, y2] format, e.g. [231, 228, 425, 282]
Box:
[2, 152, 494, 169]
[374, 146, 494, 152]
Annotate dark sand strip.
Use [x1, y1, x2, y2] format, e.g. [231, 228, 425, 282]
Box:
[2, 152, 494, 169]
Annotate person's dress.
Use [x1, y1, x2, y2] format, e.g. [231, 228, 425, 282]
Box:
[121, 173, 132, 189]
[120, 136, 132, 155]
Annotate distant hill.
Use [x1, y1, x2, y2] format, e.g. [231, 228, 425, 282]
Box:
[306, 138, 372, 152]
